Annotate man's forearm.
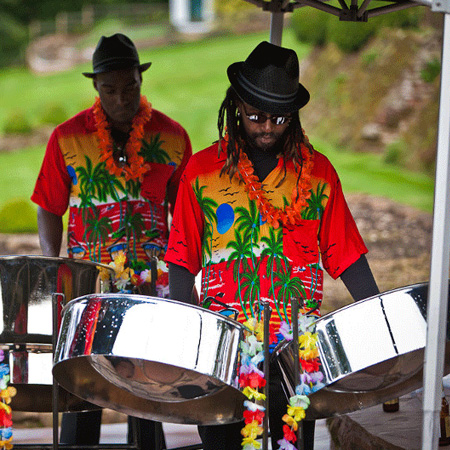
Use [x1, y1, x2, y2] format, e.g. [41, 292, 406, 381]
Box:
[168, 262, 196, 304]
[340, 254, 379, 301]
[37, 206, 63, 257]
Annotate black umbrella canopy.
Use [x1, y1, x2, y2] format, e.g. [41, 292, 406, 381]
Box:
[241, 1, 450, 449]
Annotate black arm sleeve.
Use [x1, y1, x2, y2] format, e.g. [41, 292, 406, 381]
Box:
[340, 254, 380, 301]
[168, 262, 196, 305]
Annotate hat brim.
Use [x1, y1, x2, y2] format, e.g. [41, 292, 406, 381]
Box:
[82, 62, 152, 78]
[227, 62, 310, 115]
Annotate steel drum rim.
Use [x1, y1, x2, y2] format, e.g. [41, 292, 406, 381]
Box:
[273, 280, 447, 419]
[0, 254, 113, 270]
[54, 294, 246, 424]
[60, 292, 247, 327]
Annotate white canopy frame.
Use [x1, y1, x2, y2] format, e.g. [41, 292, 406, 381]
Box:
[242, 1, 450, 448]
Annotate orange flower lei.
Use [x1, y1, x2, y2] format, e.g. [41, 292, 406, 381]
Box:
[235, 143, 314, 229]
[94, 96, 152, 181]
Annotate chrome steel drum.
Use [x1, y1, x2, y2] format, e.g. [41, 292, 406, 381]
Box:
[0, 255, 112, 412]
[274, 282, 450, 420]
[53, 294, 246, 425]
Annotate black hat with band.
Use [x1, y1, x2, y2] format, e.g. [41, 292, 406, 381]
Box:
[83, 33, 151, 78]
[227, 41, 309, 114]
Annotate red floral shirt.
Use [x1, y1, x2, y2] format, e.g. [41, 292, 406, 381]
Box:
[165, 142, 367, 330]
[32, 102, 191, 297]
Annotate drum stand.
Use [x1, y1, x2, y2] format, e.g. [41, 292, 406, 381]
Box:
[259, 299, 303, 450]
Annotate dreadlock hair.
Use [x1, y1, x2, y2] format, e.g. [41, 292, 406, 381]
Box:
[217, 86, 313, 185]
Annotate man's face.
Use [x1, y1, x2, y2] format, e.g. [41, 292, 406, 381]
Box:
[238, 101, 292, 152]
[94, 68, 142, 131]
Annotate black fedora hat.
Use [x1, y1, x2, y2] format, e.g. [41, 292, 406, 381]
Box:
[227, 41, 310, 114]
[83, 33, 151, 78]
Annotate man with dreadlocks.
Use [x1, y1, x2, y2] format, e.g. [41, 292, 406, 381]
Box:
[165, 41, 379, 450]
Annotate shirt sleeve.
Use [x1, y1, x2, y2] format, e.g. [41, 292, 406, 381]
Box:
[167, 127, 192, 215]
[31, 129, 71, 217]
[318, 162, 368, 280]
[165, 161, 204, 276]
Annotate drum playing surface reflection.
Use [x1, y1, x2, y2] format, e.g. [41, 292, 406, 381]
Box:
[53, 294, 246, 424]
[274, 282, 450, 420]
[0, 255, 112, 412]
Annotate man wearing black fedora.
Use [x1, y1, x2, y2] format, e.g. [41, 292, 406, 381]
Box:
[32, 33, 192, 448]
[166, 41, 379, 449]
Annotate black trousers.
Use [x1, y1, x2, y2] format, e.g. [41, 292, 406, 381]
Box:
[198, 360, 315, 450]
[60, 410, 166, 449]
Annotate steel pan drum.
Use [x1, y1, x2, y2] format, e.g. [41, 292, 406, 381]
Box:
[0, 255, 113, 412]
[274, 282, 450, 420]
[53, 294, 246, 425]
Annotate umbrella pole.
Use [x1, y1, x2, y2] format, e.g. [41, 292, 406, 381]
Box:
[422, 11, 450, 450]
[270, 11, 284, 45]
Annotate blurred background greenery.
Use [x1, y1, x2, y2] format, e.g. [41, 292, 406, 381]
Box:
[0, 0, 439, 233]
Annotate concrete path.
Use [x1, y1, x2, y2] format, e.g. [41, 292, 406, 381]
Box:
[12, 418, 332, 449]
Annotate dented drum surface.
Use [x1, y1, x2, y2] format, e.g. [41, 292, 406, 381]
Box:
[0, 255, 112, 411]
[274, 282, 450, 420]
[53, 294, 246, 425]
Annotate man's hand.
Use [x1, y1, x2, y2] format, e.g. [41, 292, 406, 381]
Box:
[37, 206, 63, 257]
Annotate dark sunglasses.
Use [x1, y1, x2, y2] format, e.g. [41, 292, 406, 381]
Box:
[242, 106, 292, 126]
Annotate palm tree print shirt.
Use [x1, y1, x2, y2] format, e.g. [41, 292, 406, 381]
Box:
[32, 103, 192, 297]
[165, 142, 367, 331]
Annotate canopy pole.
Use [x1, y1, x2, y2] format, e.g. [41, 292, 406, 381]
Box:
[422, 11, 450, 450]
[270, 11, 284, 45]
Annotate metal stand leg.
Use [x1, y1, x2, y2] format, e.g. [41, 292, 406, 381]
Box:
[261, 301, 271, 450]
[291, 298, 304, 450]
[52, 293, 65, 450]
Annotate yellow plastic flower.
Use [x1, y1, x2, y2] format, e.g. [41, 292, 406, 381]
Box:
[241, 420, 263, 439]
[254, 321, 264, 342]
[97, 266, 112, 282]
[243, 318, 257, 333]
[287, 405, 305, 422]
[242, 387, 266, 402]
[299, 348, 319, 360]
[110, 252, 127, 275]
[0, 386, 16, 404]
[282, 413, 299, 431]
[298, 331, 318, 350]
[0, 437, 13, 450]
[0, 401, 11, 415]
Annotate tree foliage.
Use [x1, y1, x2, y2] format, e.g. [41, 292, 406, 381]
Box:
[0, 0, 167, 67]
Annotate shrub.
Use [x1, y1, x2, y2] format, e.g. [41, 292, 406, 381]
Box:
[384, 140, 407, 165]
[378, 7, 424, 29]
[0, 199, 37, 234]
[2, 110, 33, 135]
[0, 14, 28, 68]
[361, 49, 379, 68]
[421, 58, 441, 83]
[39, 103, 69, 126]
[291, 3, 423, 53]
[291, 8, 330, 46]
[327, 19, 377, 53]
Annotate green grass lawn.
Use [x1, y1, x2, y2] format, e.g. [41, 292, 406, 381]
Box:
[0, 28, 435, 234]
[0, 29, 304, 151]
[312, 138, 435, 212]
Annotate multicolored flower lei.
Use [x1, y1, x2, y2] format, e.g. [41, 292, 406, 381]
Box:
[0, 350, 16, 449]
[276, 316, 324, 450]
[98, 253, 152, 293]
[239, 318, 270, 449]
[235, 143, 314, 229]
[93, 95, 152, 182]
[239, 314, 323, 450]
